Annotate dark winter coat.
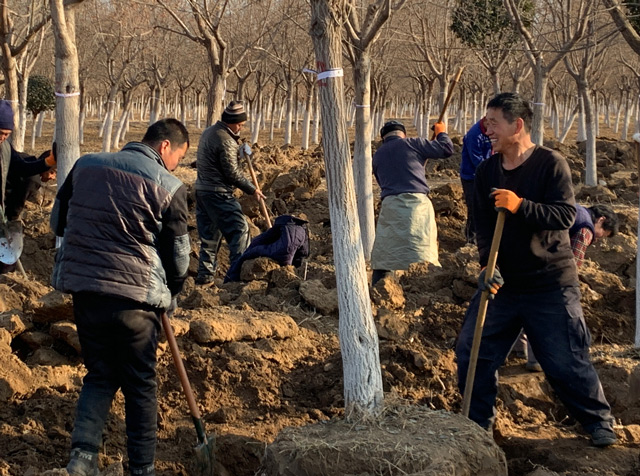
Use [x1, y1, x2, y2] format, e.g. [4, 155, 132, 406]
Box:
[569, 204, 595, 239]
[195, 121, 256, 195]
[1, 141, 50, 220]
[50, 142, 190, 309]
[225, 215, 309, 282]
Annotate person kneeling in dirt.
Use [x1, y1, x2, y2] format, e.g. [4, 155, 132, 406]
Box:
[370, 119, 454, 286]
[522, 203, 620, 371]
[50, 119, 191, 476]
[194, 100, 266, 285]
[455, 92, 617, 448]
[570, 203, 619, 268]
[0, 100, 56, 272]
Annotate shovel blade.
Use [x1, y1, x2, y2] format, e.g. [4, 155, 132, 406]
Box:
[0, 221, 23, 265]
[193, 434, 216, 476]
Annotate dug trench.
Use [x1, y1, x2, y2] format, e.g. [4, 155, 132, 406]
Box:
[1, 135, 640, 475]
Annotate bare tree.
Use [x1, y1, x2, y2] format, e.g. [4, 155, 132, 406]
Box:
[407, 0, 463, 126]
[155, 0, 272, 126]
[602, 0, 640, 55]
[0, 1, 50, 150]
[504, 0, 592, 145]
[309, 0, 383, 418]
[50, 0, 87, 189]
[343, 0, 406, 260]
[564, 1, 616, 185]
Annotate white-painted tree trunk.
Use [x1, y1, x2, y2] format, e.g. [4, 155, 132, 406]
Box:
[530, 64, 548, 146]
[581, 86, 597, 186]
[30, 112, 39, 151]
[284, 84, 293, 145]
[351, 51, 375, 260]
[301, 86, 313, 150]
[36, 110, 45, 138]
[558, 105, 578, 144]
[312, 87, 320, 144]
[50, 0, 83, 192]
[310, 0, 383, 418]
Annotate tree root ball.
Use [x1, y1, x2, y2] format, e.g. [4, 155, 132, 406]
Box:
[261, 404, 507, 476]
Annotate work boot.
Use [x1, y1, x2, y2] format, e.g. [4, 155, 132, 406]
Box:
[195, 274, 215, 285]
[590, 427, 618, 448]
[526, 360, 543, 372]
[66, 448, 99, 476]
[130, 463, 155, 475]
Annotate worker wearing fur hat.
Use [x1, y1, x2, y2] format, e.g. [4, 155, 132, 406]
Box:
[194, 100, 266, 285]
[370, 119, 454, 286]
[0, 99, 56, 271]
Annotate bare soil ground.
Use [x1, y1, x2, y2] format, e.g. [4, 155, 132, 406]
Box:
[0, 118, 639, 475]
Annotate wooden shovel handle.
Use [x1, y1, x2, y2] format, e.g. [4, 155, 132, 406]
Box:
[431, 66, 465, 140]
[161, 312, 202, 421]
[245, 154, 272, 228]
[461, 210, 505, 418]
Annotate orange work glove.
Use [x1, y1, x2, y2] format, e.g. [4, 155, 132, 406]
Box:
[433, 121, 446, 136]
[44, 151, 56, 167]
[491, 188, 523, 214]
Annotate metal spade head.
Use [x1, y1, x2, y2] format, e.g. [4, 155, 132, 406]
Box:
[0, 220, 23, 265]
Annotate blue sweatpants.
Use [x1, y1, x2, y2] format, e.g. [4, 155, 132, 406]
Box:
[456, 286, 614, 433]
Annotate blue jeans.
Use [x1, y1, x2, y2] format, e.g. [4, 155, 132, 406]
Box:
[195, 190, 250, 280]
[71, 293, 160, 471]
[456, 286, 614, 433]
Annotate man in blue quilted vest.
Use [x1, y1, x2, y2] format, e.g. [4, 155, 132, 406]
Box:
[51, 119, 190, 476]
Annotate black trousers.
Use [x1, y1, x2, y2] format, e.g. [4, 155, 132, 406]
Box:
[71, 292, 161, 471]
[195, 190, 250, 280]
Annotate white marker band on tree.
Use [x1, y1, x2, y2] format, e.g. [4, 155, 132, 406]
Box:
[317, 69, 343, 81]
[55, 91, 81, 98]
[354, 104, 370, 108]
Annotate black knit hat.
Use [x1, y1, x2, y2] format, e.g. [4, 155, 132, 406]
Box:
[222, 100, 247, 124]
[380, 120, 405, 139]
[0, 100, 14, 131]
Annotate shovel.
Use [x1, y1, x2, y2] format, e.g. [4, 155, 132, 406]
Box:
[0, 205, 27, 278]
[461, 209, 506, 418]
[240, 143, 272, 228]
[161, 312, 216, 475]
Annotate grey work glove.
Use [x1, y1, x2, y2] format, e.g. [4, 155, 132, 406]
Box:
[166, 296, 178, 317]
[477, 267, 504, 299]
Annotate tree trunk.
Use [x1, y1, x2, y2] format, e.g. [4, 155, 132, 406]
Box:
[309, 0, 383, 419]
[30, 112, 39, 151]
[36, 110, 45, 138]
[577, 95, 586, 142]
[284, 82, 293, 145]
[558, 105, 578, 144]
[50, 0, 83, 191]
[205, 68, 225, 127]
[580, 85, 597, 186]
[301, 86, 313, 150]
[622, 90, 631, 141]
[312, 87, 320, 144]
[352, 50, 375, 261]
[530, 64, 548, 146]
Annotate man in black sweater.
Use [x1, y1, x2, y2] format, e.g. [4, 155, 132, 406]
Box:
[455, 93, 617, 447]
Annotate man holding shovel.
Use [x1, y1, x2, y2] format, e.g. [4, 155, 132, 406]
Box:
[370, 120, 453, 285]
[0, 99, 56, 272]
[50, 119, 191, 475]
[455, 93, 617, 447]
[194, 100, 266, 285]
